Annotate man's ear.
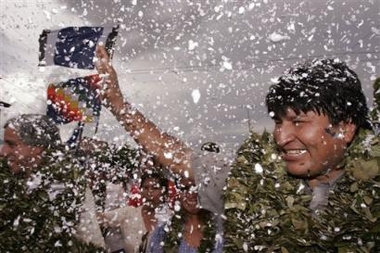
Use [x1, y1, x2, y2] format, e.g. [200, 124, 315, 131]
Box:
[340, 122, 357, 144]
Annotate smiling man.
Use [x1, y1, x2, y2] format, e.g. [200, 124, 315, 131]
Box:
[224, 58, 380, 252]
[266, 59, 370, 193]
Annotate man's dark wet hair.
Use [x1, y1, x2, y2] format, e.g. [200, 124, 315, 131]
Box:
[140, 171, 169, 195]
[265, 58, 371, 130]
[4, 114, 61, 149]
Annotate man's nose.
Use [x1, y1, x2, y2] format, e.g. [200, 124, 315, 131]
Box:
[274, 123, 295, 147]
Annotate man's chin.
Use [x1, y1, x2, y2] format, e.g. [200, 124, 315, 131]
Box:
[285, 164, 312, 178]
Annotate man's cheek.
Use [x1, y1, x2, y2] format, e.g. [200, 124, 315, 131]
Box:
[9, 162, 21, 174]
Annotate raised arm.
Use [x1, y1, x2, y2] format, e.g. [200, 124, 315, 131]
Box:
[95, 45, 194, 179]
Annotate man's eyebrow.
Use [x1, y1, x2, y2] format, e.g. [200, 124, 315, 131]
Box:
[294, 114, 307, 119]
[296, 111, 315, 119]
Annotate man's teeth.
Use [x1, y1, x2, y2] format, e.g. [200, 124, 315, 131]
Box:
[286, 149, 307, 155]
[186, 199, 197, 205]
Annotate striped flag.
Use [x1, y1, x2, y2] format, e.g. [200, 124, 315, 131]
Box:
[65, 122, 85, 150]
[38, 25, 118, 69]
[46, 74, 102, 124]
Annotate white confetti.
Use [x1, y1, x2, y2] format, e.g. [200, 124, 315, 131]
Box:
[254, 163, 263, 174]
[188, 40, 199, 51]
[243, 242, 249, 252]
[43, 10, 52, 20]
[371, 26, 380, 35]
[287, 22, 295, 33]
[223, 61, 233, 70]
[191, 89, 201, 104]
[164, 152, 173, 159]
[269, 32, 290, 42]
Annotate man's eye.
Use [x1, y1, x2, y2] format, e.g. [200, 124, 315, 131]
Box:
[7, 143, 16, 148]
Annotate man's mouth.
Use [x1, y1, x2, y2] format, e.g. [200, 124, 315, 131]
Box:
[184, 197, 198, 206]
[284, 149, 307, 156]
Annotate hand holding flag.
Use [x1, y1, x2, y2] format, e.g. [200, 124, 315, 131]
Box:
[39, 25, 118, 69]
[39, 26, 119, 151]
[95, 45, 124, 112]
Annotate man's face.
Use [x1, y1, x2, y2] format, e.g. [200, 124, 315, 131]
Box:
[0, 127, 44, 175]
[141, 177, 165, 208]
[177, 178, 200, 215]
[272, 108, 354, 178]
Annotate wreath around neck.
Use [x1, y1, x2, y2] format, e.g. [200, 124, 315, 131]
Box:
[0, 149, 105, 253]
[223, 129, 380, 253]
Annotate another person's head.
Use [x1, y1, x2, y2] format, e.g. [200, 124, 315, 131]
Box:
[265, 58, 370, 178]
[0, 114, 61, 175]
[176, 177, 200, 215]
[140, 171, 168, 209]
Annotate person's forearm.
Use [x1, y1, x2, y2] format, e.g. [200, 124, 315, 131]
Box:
[96, 44, 194, 179]
[109, 99, 192, 176]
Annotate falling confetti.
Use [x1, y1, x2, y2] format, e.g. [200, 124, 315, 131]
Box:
[268, 32, 290, 42]
[191, 89, 201, 104]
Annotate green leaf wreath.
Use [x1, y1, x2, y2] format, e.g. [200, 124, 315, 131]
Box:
[80, 142, 139, 210]
[223, 79, 380, 253]
[370, 77, 380, 124]
[224, 129, 380, 253]
[0, 148, 106, 253]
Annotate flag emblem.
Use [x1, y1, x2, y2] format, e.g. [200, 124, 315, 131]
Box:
[47, 74, 102, 124]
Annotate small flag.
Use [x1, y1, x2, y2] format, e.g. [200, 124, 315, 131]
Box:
[47, 74, 102, 124]
[65, 122, 85, 150]
[38, 25, 119, 69]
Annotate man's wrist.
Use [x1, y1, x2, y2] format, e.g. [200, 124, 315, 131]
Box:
[120, 102, 136, 116]
[111, 101, 136, 118]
